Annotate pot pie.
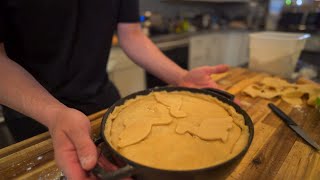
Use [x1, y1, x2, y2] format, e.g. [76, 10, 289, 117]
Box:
[105, 91, 249, 170]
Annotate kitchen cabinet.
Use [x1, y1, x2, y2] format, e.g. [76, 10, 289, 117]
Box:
[146, 39, 189, 88]
[189, 34, 213, 68]
[189, 31, 249, 69]
[107, 48, 146, 97]
[221, 32, 249, 66]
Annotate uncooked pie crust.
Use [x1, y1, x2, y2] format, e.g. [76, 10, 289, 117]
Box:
[105, 91, 249, 170]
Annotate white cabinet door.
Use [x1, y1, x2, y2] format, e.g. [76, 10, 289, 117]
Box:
[207, 33, 226, 66]
[107, 47, 146, 97]
[189, 32, 249, 69]
[238, 33, 249, 65]
[224, 33, 241, 66]
[189, 35, 209, 69]
[190, 33, 227, 69]
[222, 32, 249, 66]
[108, 48, 137, 71]
[109, 67, 145, 97]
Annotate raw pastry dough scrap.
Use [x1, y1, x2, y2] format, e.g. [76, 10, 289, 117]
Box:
[210, 72, 229, 81]
[281, 96, 303, 105]
[280, 88, 304, 105]
[261, 77, 294, 89]
[176, 117, 233, 142]
[105, 91, 249, 170]
[243, 77, 320, 106]
[297, 84, 320, 106]
[243, 84, 281, 99]
[307, 95, 318, 106]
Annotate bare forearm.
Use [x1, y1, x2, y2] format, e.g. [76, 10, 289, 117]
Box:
[118, 24, 187, 85]
[0, 44, 66, 128]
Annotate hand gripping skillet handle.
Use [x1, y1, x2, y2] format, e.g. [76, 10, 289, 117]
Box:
[91, 137, 136, 180]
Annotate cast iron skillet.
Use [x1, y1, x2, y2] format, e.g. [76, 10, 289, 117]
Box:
[92, 87, 254, 180]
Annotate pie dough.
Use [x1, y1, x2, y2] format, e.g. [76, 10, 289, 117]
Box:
[243, 77, 320, 106]
[105, 91, 249, 170]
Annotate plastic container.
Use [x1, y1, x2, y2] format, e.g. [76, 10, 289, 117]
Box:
[249, 31, 310, 78]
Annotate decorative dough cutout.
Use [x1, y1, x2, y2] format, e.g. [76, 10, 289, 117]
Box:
[118, 120, 152, 148]
[170, 109, 187, 118]
[154, 92, 187, 118]
[151, 104, 173, 125]
[119, 104, 173, 148]
[119, 117, 173, 148]
[176, 117, 233, 142]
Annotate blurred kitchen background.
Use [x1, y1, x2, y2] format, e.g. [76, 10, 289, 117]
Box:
[107, 0, 320, 96]
[1, 0, 320, 148]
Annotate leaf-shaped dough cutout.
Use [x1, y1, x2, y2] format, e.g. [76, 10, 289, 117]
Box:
[154, 92, 187, 118]
[118, 120, 152, 148]
[176, 117, 233, 143]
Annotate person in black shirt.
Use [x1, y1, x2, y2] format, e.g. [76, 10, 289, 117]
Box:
[0, 0, 228, 179]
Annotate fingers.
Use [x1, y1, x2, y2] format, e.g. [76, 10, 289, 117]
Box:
[203, 64, 229, 75]
[53, 132, 92, 180]
[68, 120, 98, 170]
[51, 109, 100, 180]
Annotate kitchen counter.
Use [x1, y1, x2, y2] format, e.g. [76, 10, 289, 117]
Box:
[0, 68, 319, 179]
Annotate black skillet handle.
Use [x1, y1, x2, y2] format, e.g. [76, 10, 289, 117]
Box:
[94, 136, 105, 146]
[202, 88, 235, 101]
[92, 137, 136, 180]
[92, 164, 135, 180]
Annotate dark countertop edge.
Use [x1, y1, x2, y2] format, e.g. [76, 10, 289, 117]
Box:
[148, 29, 320, 44]
[150, 29, 250, 43]
[112, 28, 250, 48]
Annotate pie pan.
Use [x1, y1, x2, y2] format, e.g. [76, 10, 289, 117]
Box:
[93, 87, 254, 180]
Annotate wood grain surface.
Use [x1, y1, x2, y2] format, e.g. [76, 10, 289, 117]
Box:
[0, 68, 319, 180]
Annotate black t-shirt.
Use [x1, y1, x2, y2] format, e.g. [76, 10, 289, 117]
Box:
[0, 0, 140, 114]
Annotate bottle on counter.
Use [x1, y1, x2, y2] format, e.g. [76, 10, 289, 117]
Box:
[141, 11, 152, 36]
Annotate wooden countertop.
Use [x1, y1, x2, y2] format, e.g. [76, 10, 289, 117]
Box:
[0, 68, 319, 179]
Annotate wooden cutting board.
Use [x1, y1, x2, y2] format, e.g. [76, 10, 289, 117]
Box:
[0, 68, 319, 179]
